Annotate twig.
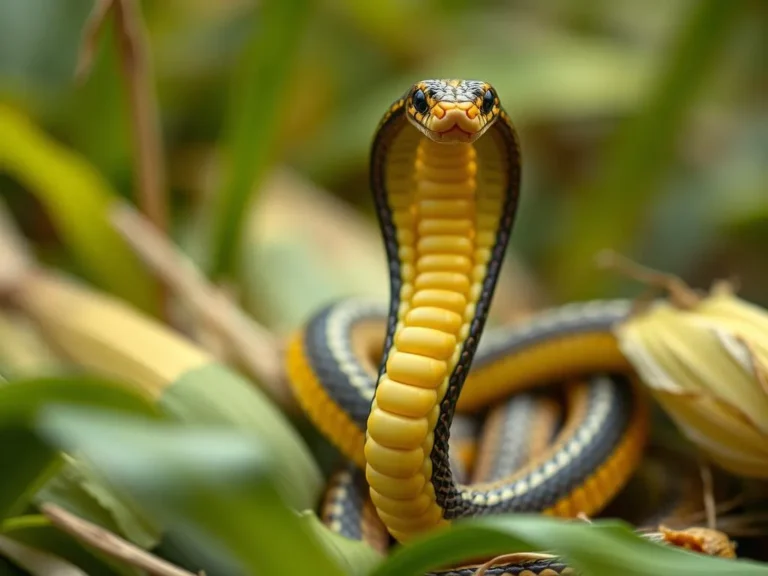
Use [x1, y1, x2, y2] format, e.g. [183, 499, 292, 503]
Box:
[74, 0, 112, 81]
[713, 512, 768, 536]
[40, 503, 201, 576]
[75, 0, 168, 319]
[674, 492, 747, 526]
[109, 201, 295, 410]
[75, 0, 168, 234]
[594, 249, 702, 310]
[699, 460, 717, 529]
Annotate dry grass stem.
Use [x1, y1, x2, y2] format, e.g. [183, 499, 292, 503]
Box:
[75, 0, 168, 234]
[75, 0, 168, 318]
[74, 0, 112, 81]
[41, 504, 200, 576]
[713, 512, 768, 536]
[699, 460, 717, 530]
[674, 493, 747, 526]
[594, 249, 702, 309]
[109, 202, 294, 409]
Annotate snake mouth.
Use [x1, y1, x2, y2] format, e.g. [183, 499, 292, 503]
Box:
[418, 106, 486, 143]
[432, 124, 474, 143]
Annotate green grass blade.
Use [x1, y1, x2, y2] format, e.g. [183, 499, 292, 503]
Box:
[159, 363, 324, 512]
[35, 406, 347, 576]
[207, 0, 313, 280]
[0, 376, 161, 521]
[0, 376, 161, 425]
[35, 457, 161, 551]
[0, 105, 157, 314]
[548, 0, 747, 300]
[299, 511, 383, 576]
[370, 516, 768, 576]
[0, 429, 58, 523]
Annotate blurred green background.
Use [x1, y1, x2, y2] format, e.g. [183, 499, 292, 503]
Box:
[0, 2, 767, 573]
[0, 0, 766, 329]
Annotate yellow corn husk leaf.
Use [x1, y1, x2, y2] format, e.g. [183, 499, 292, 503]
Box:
[12, 270, 323, 509]
[0, 311, 63, 380]
[14, 271, 208, 401]
[615, 289, 768, 479]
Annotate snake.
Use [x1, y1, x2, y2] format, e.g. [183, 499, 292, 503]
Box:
[285, 79, 716, 574]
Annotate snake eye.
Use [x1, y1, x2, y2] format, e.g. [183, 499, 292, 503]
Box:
[481, 89, 495, 114]
[412, 89, 429, 114]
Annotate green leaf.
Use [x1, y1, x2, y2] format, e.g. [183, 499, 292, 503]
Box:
[35, 405, 347, 576]
[299, 511, 383, 576]
[35, 456, 161, 550]
[207, 0, 314, 279]
[548, 0, 748, 300]
[0, 376, 161, 426]
[159, 363, 323, 511]
[0, 104, 157, 314]
[0, 376, 161, 521]
[0, 428, 58, 522]
[370, 516, 768, 576]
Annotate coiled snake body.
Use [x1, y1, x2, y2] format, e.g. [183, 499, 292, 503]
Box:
[287, 80, 692, 574]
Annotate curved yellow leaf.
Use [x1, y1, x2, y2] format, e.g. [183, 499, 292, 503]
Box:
[616, 293, 768, 479]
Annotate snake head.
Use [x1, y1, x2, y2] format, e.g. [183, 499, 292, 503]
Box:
[405, 79, 501, 144]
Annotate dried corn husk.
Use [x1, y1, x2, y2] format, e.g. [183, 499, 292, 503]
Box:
[615, 282, 768, 479]
[8, 270, 322, 510]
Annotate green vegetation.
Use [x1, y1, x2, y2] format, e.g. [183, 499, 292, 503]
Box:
[0, 0, 766, 575]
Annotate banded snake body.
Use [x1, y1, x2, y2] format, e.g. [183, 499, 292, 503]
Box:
[286, 80, 722, 574]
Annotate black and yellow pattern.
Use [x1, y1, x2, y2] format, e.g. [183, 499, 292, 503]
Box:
[286, 79, 652, 572]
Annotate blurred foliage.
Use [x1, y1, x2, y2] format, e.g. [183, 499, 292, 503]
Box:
[0, 105, 157, 313]
[205, 0, 313, 279]
[0, 0, 765, 315]
[0, 0, 767, 574]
